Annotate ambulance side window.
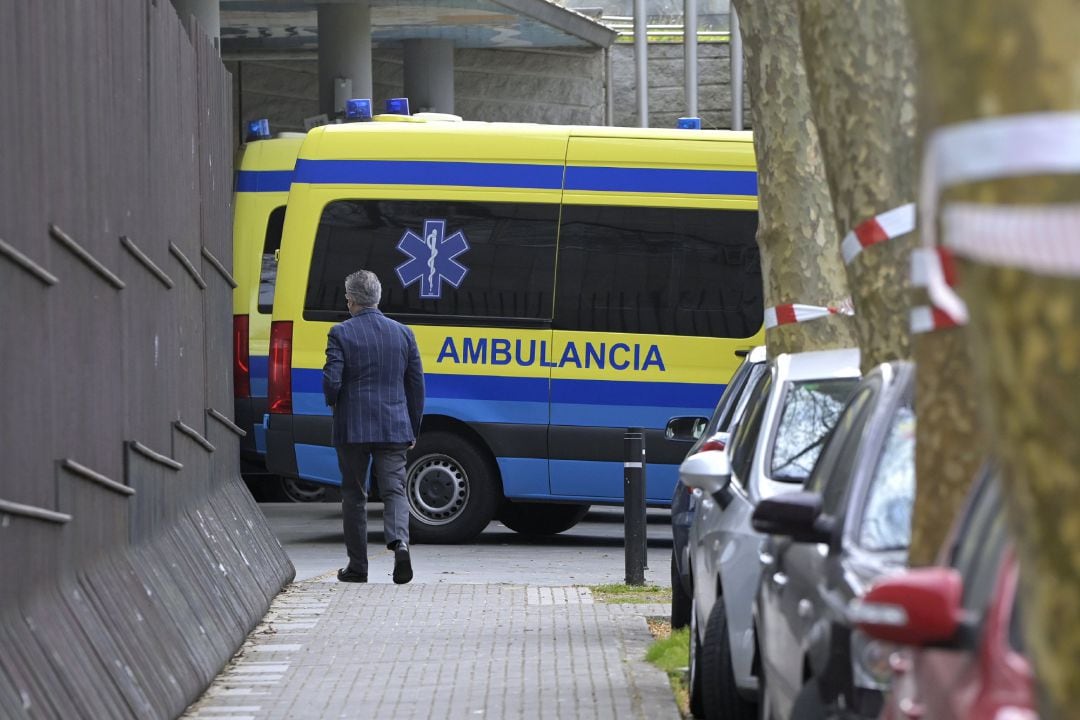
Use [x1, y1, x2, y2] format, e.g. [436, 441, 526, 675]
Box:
[304, 199, 558, 323]
[554, 206, 761, 338]
[257, 206, 286, 314]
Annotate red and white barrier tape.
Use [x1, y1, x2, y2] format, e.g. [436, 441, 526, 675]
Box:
[841, 203, 916, 265]
[943, 203, 1080, 278]
[764, 303, 852, 330]
[910, 247, 962, 334]
[919, 111, 1080, 324]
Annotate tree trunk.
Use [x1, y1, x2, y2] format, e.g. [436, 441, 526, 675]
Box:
[907, 1, 1080, 715]
[732, 0, 857, 356]
[796, 0, 917, 373]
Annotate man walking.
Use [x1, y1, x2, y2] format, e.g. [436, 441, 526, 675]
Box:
[323, 270, 425, 584]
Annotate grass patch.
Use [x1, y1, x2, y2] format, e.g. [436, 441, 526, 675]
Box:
[646, 622, 691, 717]
[590, 583, 673, 604]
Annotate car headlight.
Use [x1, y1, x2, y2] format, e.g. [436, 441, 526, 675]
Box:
[851, 629, 893, 690]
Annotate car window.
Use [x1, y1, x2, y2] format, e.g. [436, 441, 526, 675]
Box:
[949, 472, 1007, 614]
[1009, 582, 1024, 654]
[730, 371, 772, 484]
[705, 358, 752, 437]
[729, 363, 767, 431]
[257, 206, 286, 314]
[816, 386, 879, 516]
[857, 405, 916, 551]
[769, 378, 859, 483]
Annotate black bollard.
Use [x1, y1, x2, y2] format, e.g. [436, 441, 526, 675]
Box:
[624, 428, 647, 585]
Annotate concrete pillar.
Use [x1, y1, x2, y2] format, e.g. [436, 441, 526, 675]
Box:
[403, 40, 455, 114]
[318, 3, 373, 118]
[684, 0, 698, 117]
[730, 6, 744, 130]
[634, 0, 649, 127]
[171, 0, 220, 45]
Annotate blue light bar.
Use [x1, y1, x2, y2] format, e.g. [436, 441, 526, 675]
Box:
[246, 118, 271, 141]
[345, 98, 372, 122]
[385, 97, 411, 116]
[677, 117, 702, 130]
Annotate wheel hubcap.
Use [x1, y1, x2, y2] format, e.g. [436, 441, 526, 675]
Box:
[407, 454, 469, 525]
[282, 478, 326, 503]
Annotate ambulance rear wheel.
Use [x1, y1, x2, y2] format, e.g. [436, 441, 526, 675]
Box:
[498, 502, 591, 536]
[405, 432, 499, 544]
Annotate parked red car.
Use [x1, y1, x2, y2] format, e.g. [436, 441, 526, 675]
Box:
[852, 469, 1037, 720]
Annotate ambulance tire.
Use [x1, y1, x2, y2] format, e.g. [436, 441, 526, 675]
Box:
[498, 502, 591, 536]
[405, 432, 499, 544]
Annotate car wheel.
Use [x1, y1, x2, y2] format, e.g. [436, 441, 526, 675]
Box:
[279, 477, 329, 503]
[405, 432, 499, 544]
[688, 597, 706, 719]
[701, 597, 757, 720]
[498, 502, 590, 535]
[790, 677, 826, 720]
[671, 552, 692, 629]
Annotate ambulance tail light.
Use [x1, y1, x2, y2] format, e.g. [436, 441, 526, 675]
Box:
[268, 321, 293, 414]
[233, 314, 251, 399]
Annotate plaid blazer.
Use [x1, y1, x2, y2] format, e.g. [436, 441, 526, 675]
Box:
[322, 308, 425, 445]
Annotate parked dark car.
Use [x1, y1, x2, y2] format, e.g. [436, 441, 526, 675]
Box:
[668, 346, 767, 628]
[751, 361, 916, 720]
[853, 466, 1036, 720]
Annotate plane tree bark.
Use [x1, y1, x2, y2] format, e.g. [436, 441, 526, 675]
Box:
[731, 0, 857, 356]
[907, 0, 1080, 714]
[796, 0, 917, 372]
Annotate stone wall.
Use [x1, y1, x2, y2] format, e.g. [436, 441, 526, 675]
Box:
[611, 41, 748, 130]
[227, 46, 606, 143]
[226, 40, 745, 147]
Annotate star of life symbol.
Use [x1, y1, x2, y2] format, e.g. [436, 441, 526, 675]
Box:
[395, 220, 470, 299]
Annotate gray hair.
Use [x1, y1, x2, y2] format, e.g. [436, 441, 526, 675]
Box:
[344, 269, 381, 308]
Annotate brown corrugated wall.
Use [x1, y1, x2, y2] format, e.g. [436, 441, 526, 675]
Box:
[0, 2, 295, 717]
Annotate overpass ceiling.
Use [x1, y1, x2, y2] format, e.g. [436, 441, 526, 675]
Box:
[220, 0, 617, 53]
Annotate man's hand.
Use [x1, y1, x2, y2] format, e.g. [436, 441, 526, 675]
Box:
[409, 441, 416, 450]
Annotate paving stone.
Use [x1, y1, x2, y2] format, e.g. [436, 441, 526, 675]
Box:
[183, 582, 678, 719]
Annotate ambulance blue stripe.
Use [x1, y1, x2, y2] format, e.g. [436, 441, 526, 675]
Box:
[564, 166, 758, 196]
[291, 159, 757, 196]
[293, 159, 564, 190]
[549, 403, 715, 429]
[235, 170, 292, 192]
[549, 460, 678, 503]
[250, 355, 269, 382]
[291, 369, 721, 412]
[551, 378, 724, 408]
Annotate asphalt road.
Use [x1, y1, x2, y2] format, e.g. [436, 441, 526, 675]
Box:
[259, 503, 676, 586]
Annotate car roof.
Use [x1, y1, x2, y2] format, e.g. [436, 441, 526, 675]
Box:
[747, 345, 767, 363]
[774, 347, 861, 382]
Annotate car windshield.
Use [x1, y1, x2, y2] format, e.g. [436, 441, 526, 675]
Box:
[858, 405, 916, 551]
[770, 378, 858, 482]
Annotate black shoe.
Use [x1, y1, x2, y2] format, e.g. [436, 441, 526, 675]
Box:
[337, 567, 367, 583]
[393, 543, 413, 585]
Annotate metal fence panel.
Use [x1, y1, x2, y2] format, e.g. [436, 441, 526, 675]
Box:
[0, 2, 294, 716]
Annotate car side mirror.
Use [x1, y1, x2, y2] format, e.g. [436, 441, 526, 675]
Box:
[849, 567, 964, 647]
[751, 492, 834, 544]
[666, 415, 709, 443]
[679, 450, 732, 501]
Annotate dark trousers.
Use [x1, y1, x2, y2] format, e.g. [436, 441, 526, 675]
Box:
[336, 442, 411, 576]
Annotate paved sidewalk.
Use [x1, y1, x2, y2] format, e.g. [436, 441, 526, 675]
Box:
[183, 574, 679, 720]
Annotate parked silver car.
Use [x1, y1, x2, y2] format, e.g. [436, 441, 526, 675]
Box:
[680, 348, 861, 720]
[668, 345, 768, 629]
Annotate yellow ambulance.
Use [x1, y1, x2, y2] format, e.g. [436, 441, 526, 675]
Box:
[264, 113, 762, 542]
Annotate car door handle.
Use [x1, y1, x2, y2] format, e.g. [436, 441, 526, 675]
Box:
[771, 572, 788, 587]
